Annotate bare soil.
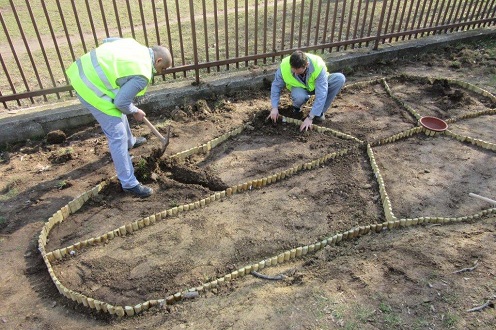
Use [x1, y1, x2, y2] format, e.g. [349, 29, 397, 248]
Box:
[1, 40, 496, 330]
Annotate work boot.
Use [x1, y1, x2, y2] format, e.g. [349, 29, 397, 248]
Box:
[123, 183, 153, 198]
[314, 113, 325, 123]
[132, 137, 147, 149]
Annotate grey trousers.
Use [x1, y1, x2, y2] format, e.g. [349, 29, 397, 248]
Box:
[78, 96, 139, 189]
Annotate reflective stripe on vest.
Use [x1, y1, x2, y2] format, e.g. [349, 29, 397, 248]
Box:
[280, 53, 327, 92]
[74, 51, 115, 103]
[66, 38, 152, 117]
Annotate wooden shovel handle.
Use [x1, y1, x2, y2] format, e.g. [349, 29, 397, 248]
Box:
[143, 117, 165, 140]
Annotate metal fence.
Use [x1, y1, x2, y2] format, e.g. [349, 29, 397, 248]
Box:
[1, 0, 495, 110]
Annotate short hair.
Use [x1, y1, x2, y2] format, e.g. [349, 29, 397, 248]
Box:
[152, 45, 172, 67]
[289, 50, 308, 69]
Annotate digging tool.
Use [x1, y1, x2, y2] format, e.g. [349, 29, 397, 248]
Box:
[142, 117, 171, 157]
[469, 193, 496, 205]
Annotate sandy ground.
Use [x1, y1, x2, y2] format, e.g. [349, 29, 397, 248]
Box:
[1, 40, 495, 329]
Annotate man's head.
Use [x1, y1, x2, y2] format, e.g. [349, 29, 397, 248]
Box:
[289, 50, 308, 75]
[152, 46, 172, 74]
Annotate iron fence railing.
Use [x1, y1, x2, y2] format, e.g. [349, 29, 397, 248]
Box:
[0, 0, 495, 110]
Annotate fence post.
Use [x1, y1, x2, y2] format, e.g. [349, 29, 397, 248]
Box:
[189, 0, 200, 84]
[374, 0, 389, 50]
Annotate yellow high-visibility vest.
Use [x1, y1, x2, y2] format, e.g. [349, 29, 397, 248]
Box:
[280, 53, 327, 92]
[66, 38, 152, 117]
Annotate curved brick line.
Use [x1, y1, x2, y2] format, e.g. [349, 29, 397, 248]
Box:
[46, 144, 363, 261]
[38, 75, 496, 317]
[170, 125, 246, 160]
[283, 115, 363, 143]
[388, 74, 496, 121]
[42, 207, 496, 316]
[39, 118, 367, 314]
[370, 126, 424, 147]
[39, 148, 496, 316]
[446, 78, 496, 103]
[39, 119, 363, 315]
[381, 77, 422, 120]
[445, 108, 496, 123]
[183, 207, 496, 307]
[43, 125, 255, 262]
[41, 163, 364, 314]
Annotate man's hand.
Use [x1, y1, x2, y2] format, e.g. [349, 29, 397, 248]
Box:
[133, 109, 146, 122]
[267, 107, 279, 123]
[300, 116, 313, 131]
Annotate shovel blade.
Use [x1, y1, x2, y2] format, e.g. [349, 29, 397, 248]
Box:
[156, 126, 171, 158]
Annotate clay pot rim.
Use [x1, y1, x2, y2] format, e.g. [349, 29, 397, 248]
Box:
[419, 116, 448, 132]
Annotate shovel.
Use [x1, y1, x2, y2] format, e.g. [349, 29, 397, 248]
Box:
[142, 117, 171, 158]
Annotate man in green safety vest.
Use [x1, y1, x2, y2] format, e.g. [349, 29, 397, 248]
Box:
[268, 50, 345, 132]
[66, 38, 172, 198]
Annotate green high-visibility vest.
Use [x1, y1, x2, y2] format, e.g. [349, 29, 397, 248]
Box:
[66, 38, 153, 117]
[280, 53, 328, 92]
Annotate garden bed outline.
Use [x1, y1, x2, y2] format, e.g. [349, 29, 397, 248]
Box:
[37, 75, 496, 317]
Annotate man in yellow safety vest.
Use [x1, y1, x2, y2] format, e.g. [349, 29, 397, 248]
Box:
[66, 38, 172, 198]
[268, 50, 345, 132]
